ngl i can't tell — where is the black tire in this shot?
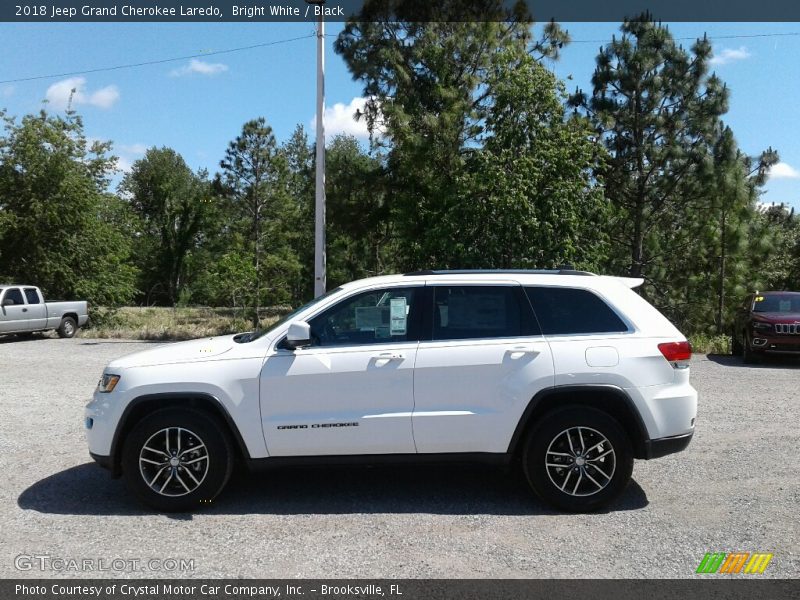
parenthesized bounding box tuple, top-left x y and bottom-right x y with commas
(57, 316, 77, 338)
(522, 406, 633, 512)
(121, 408, 234, 512)
(742, 334, 760, 364)
(731, 330, 743, 356)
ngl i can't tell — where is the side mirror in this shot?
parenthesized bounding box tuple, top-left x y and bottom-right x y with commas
(2, 298, 14, 306)
(285, 321, 312, 350)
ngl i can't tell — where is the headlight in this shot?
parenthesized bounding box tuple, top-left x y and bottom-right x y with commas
(97, 373, 121, 393)
(752, 322, 772, 331)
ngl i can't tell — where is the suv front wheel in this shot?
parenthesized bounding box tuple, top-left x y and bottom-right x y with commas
(742, 333, 764, 364)
(523, 407, 633, 512)
(121, 408, 234, 512)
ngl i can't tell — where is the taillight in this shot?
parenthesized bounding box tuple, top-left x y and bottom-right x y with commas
(658, 341, 692, 367)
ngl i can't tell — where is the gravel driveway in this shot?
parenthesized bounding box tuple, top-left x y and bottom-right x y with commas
(1, 335, 798, 578)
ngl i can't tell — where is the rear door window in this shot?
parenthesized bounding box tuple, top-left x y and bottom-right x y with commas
(24, 288, 40, 304)
(431, 285, 537, 341)
(525, 287, 628, 335)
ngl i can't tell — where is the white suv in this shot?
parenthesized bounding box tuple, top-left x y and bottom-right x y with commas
(85, 270, 697, 512)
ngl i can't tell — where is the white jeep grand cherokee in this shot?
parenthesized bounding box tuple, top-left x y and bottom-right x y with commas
(85, 270, 697, 512)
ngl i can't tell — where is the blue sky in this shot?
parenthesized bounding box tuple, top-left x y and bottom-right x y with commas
(1, 21, 798, 210)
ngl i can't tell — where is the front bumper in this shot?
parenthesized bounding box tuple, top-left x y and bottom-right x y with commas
(90, 451, 112, 470)
(85, 390, 128, 467)
(645, 431, 694, 459)
(750, 336, 800, 354)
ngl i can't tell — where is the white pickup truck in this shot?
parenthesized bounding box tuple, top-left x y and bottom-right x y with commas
(0, 285, 89, 338)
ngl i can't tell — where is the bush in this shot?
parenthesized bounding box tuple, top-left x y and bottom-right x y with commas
(80, 306, 290, 341)
(688, 334, 731, 355)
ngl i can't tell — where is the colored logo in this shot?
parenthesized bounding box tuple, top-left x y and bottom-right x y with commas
(696, 552, 773, 574)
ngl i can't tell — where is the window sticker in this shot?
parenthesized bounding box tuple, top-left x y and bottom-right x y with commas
(390, 297, 407, 335)
(755, 296, 765, 302)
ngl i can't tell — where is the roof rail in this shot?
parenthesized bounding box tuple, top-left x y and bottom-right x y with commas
(403, 269, 596, 277)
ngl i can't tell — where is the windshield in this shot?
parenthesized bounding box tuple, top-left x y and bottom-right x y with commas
(753, 293, 800, 314)
(243, 287, 344, 342)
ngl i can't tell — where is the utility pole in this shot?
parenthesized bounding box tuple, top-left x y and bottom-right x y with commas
(308, 0, 326, 297)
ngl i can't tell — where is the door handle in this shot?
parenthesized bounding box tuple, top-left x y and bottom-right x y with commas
(22, 308, 27, 312)
(374, 352, 405, 361)
(508, 345, 540, 357)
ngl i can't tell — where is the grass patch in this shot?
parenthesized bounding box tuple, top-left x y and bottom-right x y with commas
(688, 333, 732, 355)
(81, 306, 291, 341)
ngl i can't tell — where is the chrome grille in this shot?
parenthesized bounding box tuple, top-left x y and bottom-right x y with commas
(774, 323, 800, 335)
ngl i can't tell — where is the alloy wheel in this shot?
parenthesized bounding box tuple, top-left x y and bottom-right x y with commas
(545, 426, 616, 497)
(138, 427, 209, 497)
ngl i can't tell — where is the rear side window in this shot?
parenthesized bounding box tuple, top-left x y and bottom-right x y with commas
(525, 287, 628, 335)
(24, 288, 40, 304)
(432, 286, 537, 340)
(4, 288, 24, 305)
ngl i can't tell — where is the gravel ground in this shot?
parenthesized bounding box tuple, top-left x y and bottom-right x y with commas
(0, 335, 798, 579)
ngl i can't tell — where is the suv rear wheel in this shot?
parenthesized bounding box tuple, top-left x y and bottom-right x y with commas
(522, 407, 633, 512)
(121, 408, 234, 512)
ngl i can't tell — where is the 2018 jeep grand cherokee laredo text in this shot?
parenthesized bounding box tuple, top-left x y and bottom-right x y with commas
(85, 270, 697, 512)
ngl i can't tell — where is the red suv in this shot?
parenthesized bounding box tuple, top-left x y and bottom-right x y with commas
(733, 291, 800, 363)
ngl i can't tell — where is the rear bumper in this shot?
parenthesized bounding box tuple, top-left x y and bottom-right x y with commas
(644, 431, 693, 459)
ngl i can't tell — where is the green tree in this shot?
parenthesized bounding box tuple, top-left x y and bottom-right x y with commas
(569, 16, 729, 281)
(667, 125, 778, 333)
(336, 1, 571, 269)
(0, 108, 136, 305)
(281, 125, 315, 304)
(569, 15, 777, 331)
(220, 118, 300, 325)
(120, 147, 215, 306)
(326, 134, 393, 285)
(759, 203, 800, 291)
(457, 51, 608, 269)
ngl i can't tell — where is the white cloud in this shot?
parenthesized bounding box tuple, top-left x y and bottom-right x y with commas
(115, 156, 134, 173)
(757, 201, 791, 214)
(710, 46, 751, 66)
(1, 85, 14, 98)
(119, 143, 148, 156)
(769, 162, 800, 180)
(85, 138, 145, 173)
(311, 96, 377, 140)
(89, 86, 120, 109)
(170, 59, 229, 77)
(45, 77, 120, 110)
(114, 142, 149, 173)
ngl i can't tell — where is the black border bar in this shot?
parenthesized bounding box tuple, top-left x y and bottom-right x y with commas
(4, 1, 800, 23)
(4, 579, 800, 600)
